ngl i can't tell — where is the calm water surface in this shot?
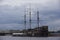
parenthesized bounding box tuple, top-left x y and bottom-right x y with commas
(0, 36, 60, 40)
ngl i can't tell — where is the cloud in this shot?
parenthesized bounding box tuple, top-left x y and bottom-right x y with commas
(0, 0, 58, 7)
(0, 0, 60, 31)
(0, 23, 24, 30)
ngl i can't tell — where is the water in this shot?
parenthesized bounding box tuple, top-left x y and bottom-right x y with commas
(0, 36, 60, 40)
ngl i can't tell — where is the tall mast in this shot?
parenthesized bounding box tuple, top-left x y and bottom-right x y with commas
(24, 13, 26, 30)
(37, 11, 39, 28)
(28, 3, 31, 30)
(29, 10, 31, 30)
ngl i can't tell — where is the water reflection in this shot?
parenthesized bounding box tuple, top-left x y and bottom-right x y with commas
(0, 36, 60, 40)
(0, 37, 2, 40)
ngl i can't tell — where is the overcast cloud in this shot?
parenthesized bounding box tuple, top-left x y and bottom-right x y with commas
(0, 0, 60, 31)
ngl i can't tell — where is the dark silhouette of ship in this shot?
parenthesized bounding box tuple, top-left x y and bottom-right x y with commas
(22, 8, 48, 37)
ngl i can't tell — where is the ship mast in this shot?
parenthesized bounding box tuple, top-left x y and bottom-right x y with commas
(29, 8, 31, 30)
(37, 11, 39, 29)
(28, 3, 32, 30)
(24, 13, 26, 30)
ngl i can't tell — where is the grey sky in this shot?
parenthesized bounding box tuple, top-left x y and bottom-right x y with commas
(0, 0, 60, 31)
